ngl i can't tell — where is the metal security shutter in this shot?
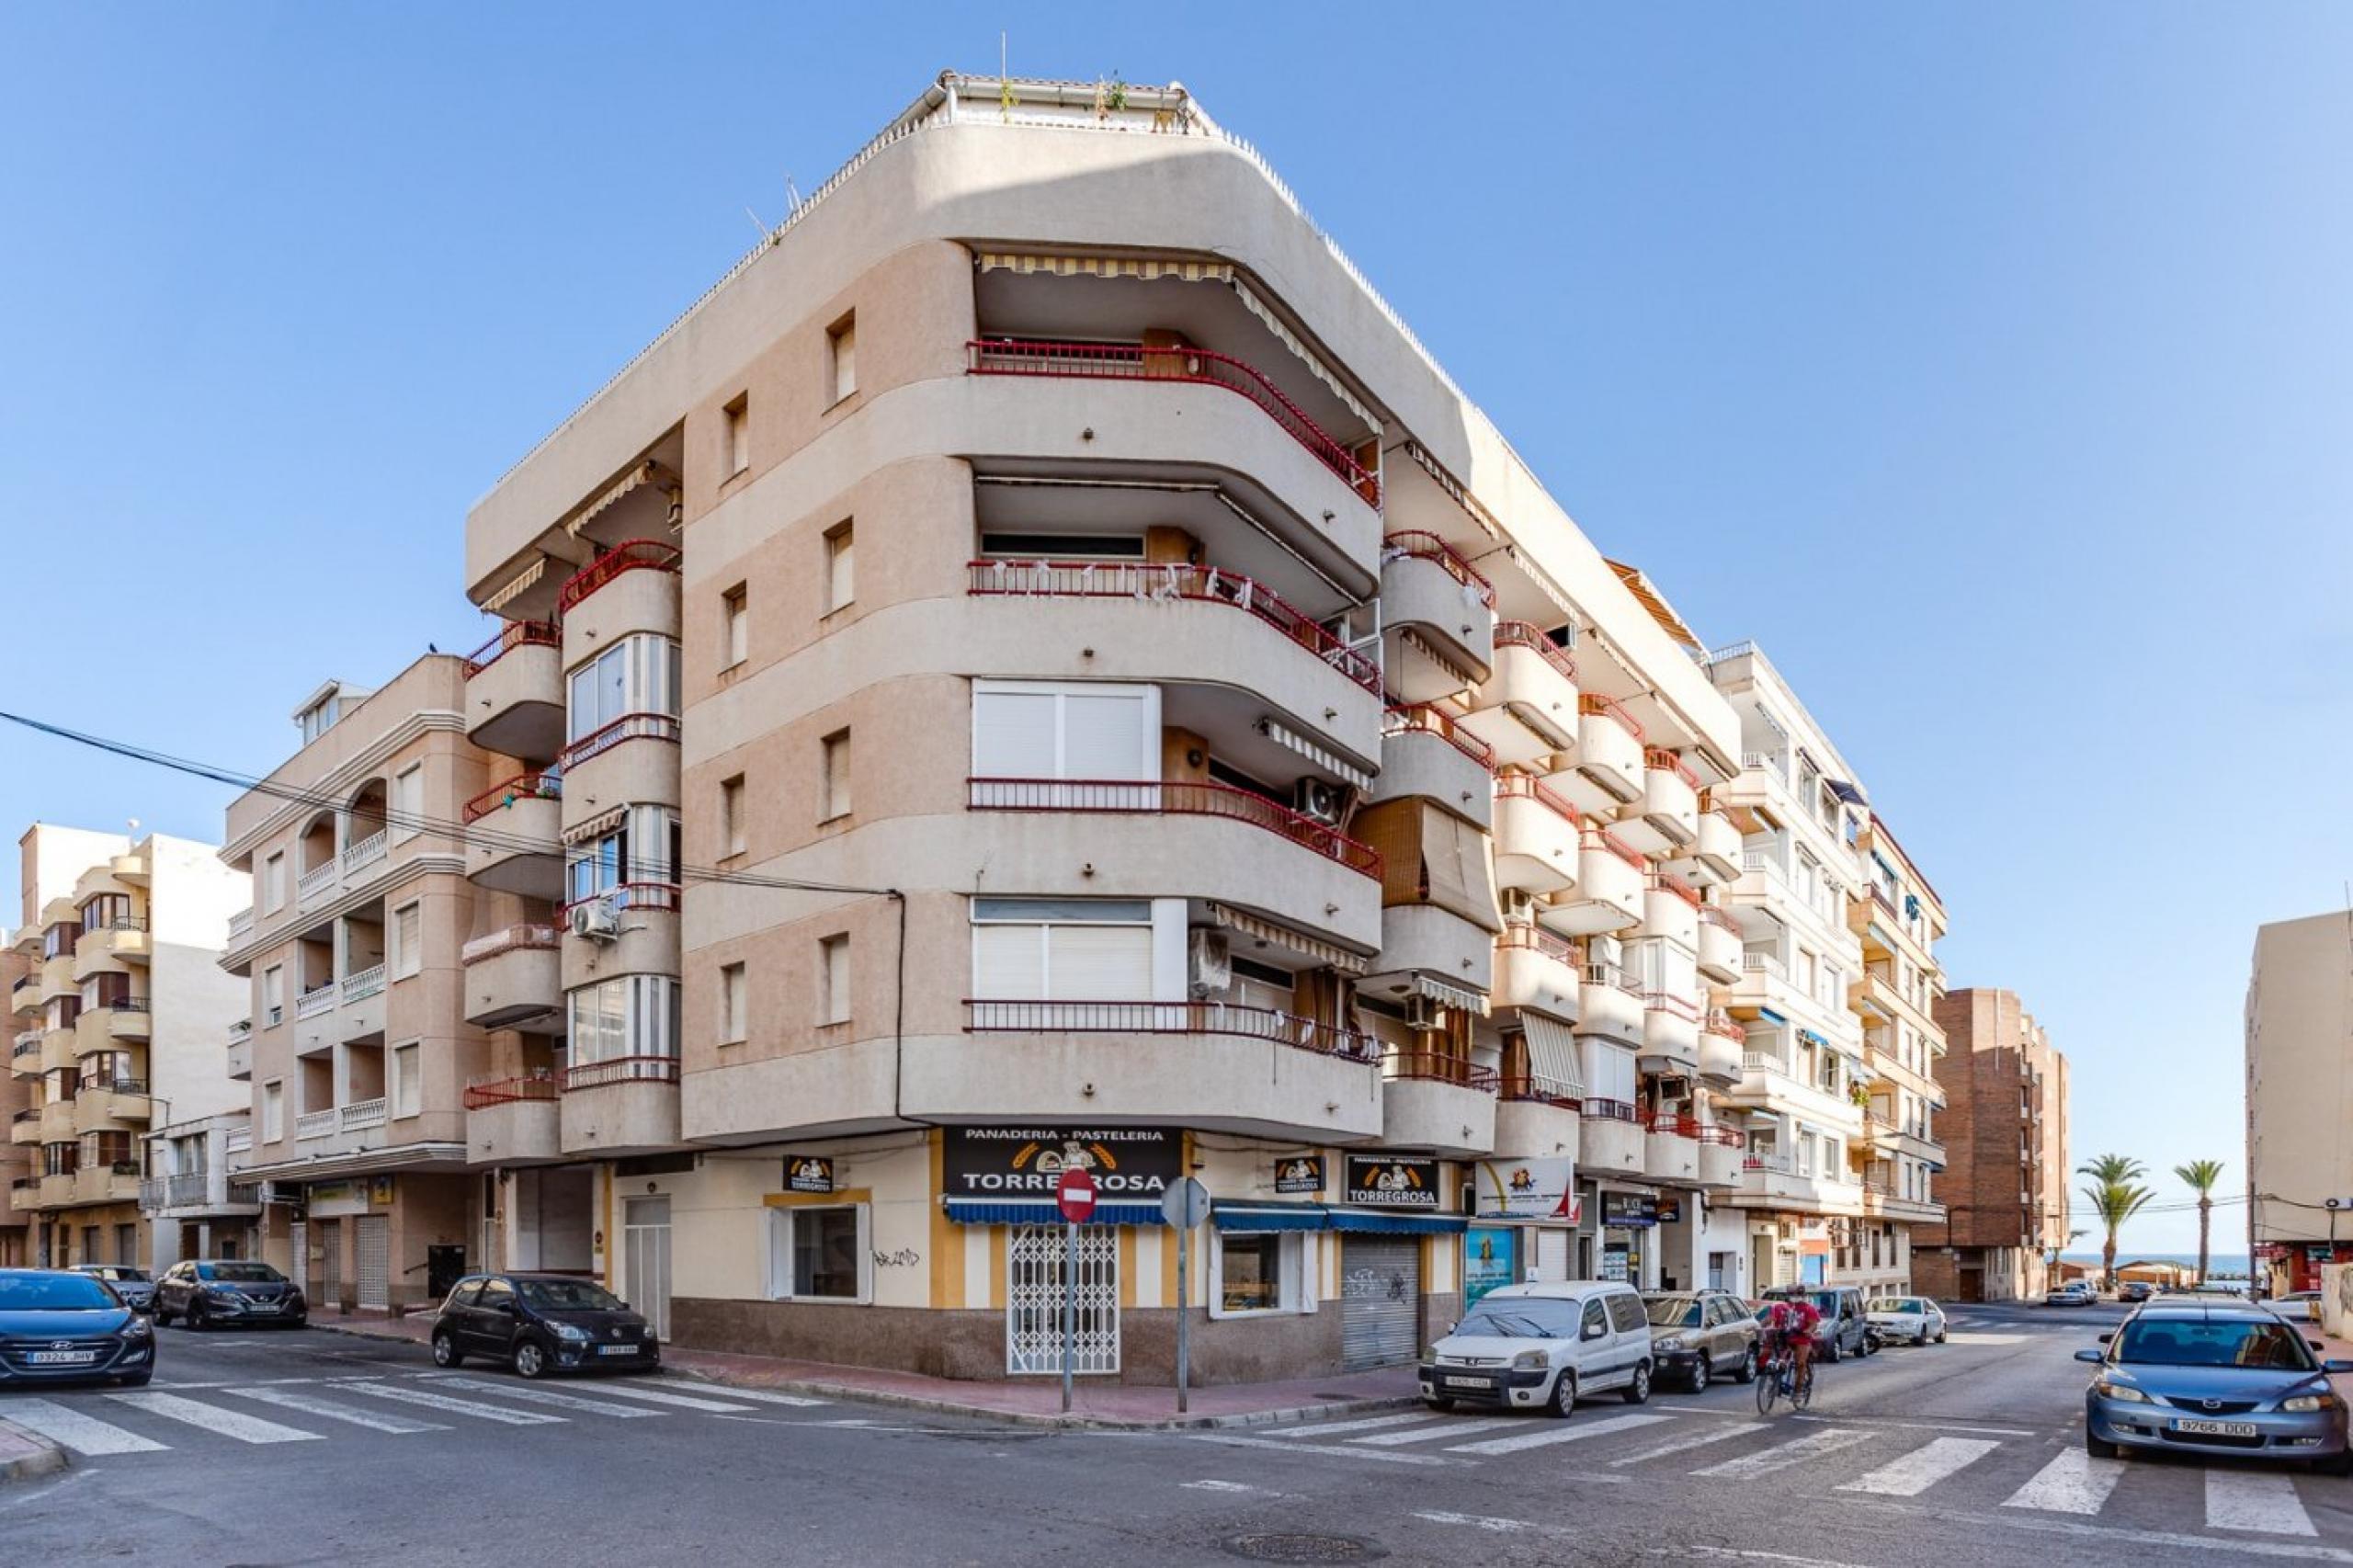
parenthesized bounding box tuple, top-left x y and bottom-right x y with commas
(1006, 1224, 1120, 1375)
(355, 1216, 391, 1310)
(319, 1220, 341, 1308)
(1536, 1229, 1571, 1282)
(289, 1221, 306, 1296)
(1341, 1236, 1422, 1369)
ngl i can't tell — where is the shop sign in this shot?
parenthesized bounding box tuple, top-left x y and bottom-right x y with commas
(1343, 1154, 1441, 1210)
(942, 1128, 1179, 1200)
(1655, 1195, 1683, 1224)
(1600, 1243, 1631, 1281)
(309, 1181, 352, 1206)
(368, 1175, 394, 1207)
(1601, 1193, 1658, 1229)
(1273, 1154, 1324, 1195)
(784, 1155, 835, 1194)
(1472, 1157, 1579, 1221)
(1465, 1227, 1518, 1306)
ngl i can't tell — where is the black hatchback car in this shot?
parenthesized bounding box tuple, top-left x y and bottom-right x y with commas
(71, 1264, 157, 1313)
(153, 1259, 307, 1329)
(0, 1268, 155, 1385)
(432, 1273, 659, 1379)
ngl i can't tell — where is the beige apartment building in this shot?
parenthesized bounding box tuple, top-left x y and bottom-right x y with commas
(8, 824, 247, 1270)
(2245, 911, 2353, 1294)
(1915, 987, 2070, 1301)
(1, 937, 33, 1265)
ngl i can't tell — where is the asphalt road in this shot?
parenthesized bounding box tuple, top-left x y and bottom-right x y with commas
(1, 1302, 2347, 1566)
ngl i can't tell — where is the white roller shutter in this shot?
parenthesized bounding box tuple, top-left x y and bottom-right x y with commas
(1341, 1236, 1422, 1369)
(356, 1216, 391, 1310)
(1062, 692, 1149, 778)
(972, 925, 1046, 999)
(972, 689, 1058, 778)
(1048, 926, 1152, 999)
(1537, 1228, 1571, 1282)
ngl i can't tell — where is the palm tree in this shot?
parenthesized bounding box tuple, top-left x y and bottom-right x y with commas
(2174, 1160, 2226, 1284)
(2078, 1154, 2154, 1290)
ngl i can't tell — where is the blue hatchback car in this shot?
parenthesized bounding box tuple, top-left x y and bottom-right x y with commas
(2077, 1301, 2353, 1473)
(0, 1268, 156, 1386)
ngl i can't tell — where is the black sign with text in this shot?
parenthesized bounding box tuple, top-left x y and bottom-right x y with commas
(1343, 1154, 1442, 1210)
(784, 1155, 835, 1194)
(1602, 1193, 1659, 1228)
(1274, 1154, 1325, 1195)
(942, 1128, 1180, 1200)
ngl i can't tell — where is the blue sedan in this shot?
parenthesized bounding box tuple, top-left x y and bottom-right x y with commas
(0, 1268, 156, 1386)
(2077, 1301, 2352, 1473)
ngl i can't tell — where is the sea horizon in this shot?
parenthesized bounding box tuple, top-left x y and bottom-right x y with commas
(2060, 1250, 2251, 1276)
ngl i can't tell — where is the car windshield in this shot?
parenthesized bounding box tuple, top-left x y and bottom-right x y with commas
(99, 1267, 149, 1282)
(517, 1278, 627, 1312)
(2113, 1317, 2314, 1370)
(1644, 1296, 1703, 1328)
(0, 1273, 119, 1310)
(205, 1263, 285, 1284)
(1455, 1299, 1583, 1339)
(1867, 1299, 1909, 1312)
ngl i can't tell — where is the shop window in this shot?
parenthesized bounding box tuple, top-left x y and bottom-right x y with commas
(767, 1203, 870, 1302)
(1211, 1230, 1310, 1318)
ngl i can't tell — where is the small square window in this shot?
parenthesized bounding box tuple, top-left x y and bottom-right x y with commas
(723, 395, 749, 476)
(721, 774, 747, 858)
(823, 520, 854, 613)
(720, 961, 746, 1045)
(819, 934, 850, 1026)
(722, 584, 748, 669)
(821, 731, 851, 822)
(826, 314, 856, 403)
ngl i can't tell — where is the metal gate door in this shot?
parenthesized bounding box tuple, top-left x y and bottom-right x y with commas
(622, 1197, 672, 1340)
(1341, 1236, 1421, 1369)
(289, 1221, 305, 1296)
(318, 1220, 341, 1308)
(1006, 1224, 1120, 1375)
(1536, 1229, 1570, 1282)
(355, 1216, 391, 1310)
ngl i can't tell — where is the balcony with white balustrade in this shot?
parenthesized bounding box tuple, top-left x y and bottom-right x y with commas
(1640, 989, 1701, 1074)
(1696, 905, 1743, 983)
(1614, 748, 1699, 856)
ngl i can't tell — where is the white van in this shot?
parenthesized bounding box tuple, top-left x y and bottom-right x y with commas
(1418, 1281, 1655, 1416)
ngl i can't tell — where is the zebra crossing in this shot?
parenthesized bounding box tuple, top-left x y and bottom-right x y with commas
(0, 1372, 832, 1460)
(1222, 1408, 2342, 1542)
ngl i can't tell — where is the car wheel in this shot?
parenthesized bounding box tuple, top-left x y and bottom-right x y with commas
(1621, 1361, 1652, 1405)
(115, 1369, 153, 1387)
(1937, 1330, 1948, 1344)
(187, 1302, 209, 1332)
(1422, 1395, 1455, 1413)
(2086, 1431, 2119, 1460)
(1824, 1337, 1841, 1364)
(1733, 1346, 1758, 1384)
(1688, 1354, 1711, 1393)
(431, 1331, 464, 1369)
(1916, 1329, 1930, 1346)
(152, 1308, 172, 1328)
(1546, 1369, 1577, 1418)
(512, 1338, 550, 1380)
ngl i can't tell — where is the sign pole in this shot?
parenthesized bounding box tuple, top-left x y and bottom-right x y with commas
(1176, 1216, 1189, 1415)
(1061, 1219, 1076, 1414)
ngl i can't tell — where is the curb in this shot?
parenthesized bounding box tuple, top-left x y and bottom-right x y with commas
(0, 1418, 67, 1484)
(302, 1318, 1420, 1432)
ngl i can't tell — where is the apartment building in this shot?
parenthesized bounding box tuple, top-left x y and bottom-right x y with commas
(447, 74, 1773, 1381)
(219, 660, 514, 1312)
(0, 935, 34, 1265)
(8, 824, 246, 1270)
(2245, 911, 2353, 1294)
(1915, 987, 2070, 1301)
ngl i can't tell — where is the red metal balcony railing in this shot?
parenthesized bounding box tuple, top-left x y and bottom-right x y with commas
(1646, 870, 1701, 908)
(1495, 922, 1579, 967)
(463, 1074, 559, 1109)
(556, 540, 682, 614)
(463, 771, 563, 824)
(462, 619, 561, 677)
(561, 1055, 681, 1091)
(966, 560, 1381, 697)
(1493, 620, 1577, 684)
(1693, 1124, 1747, 1150)
(1382, 704, 1495, 770)
(1642, 991, 1703, 1022)
(1384, 1051, 1500, 1093)
(1381, 532, 1495, 607)
(963, 999, 1380, 1064)
(1499, 1074, 1582, 1109)
(1582, 1096, 1640, 1123)
(1495, 770, 1581, 827)
(1580, 693, 1644, 742)
(1702, 1010, 1745, 1041)
(557, 711, 681, 771)
(1583, 827, 1648, 872)
(1643, 747, 1699, 789)
(964, 337, 1380, 505)
(966, 778, 1381, 881)
(1697, 904, 1741, 933)
(1643, 1111, 1700, 1138)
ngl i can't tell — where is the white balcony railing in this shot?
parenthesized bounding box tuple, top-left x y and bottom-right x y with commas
(227, 1019, 252, 1048)
(341, 964, 387, 1004)
(294, 1108, 336, 1141)
(227, 907, 254, 941)
(1741, 951, 1788, 981)
(224, 1127, 253, 1154)
(297, 862, 338, 906)
(339, 1097, 387, 1132)
(295, 985, 337, 1021)
(342, 831, 389, 876)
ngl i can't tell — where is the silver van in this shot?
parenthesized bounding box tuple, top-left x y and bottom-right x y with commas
(1418, 1281, 1655, 1416)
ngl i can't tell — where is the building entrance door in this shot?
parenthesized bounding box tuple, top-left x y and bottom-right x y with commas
(622, 1197, 672, 1340)
(355, 1215, 391, 1310)
(1340, 1236, 1421, 1369)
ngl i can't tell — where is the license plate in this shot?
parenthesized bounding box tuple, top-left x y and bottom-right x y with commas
(2172, 1419, 2258, 1437)
(1442, 1375, 1487, 1389)
(25, 1350, 98, 1366)
(597, 1344, 640, 1357)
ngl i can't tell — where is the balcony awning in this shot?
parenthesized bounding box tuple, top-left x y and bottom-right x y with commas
(1211, 1199, 1328, 1233)
(1404, 971, 1488, 1014)
(1520, 1016, 1584, 1094)
(1402, 442, 1502, 542)
(1253, 717, 1372, 791)
(1230, 278, 1380, 437)
(1828, 779, 1868, 806)
(944, 1199, 1165, 1227)
(1209, 903, 1368, 975)
(565, 460, 677, 538)
(562, 807, 627, 847)
(481, 558, 545, 615)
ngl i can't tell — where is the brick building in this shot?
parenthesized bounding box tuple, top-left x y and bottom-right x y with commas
(1911, 987, 2070, 1301)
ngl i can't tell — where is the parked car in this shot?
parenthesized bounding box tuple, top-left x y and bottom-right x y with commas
(432, 1273, 660, 1379)
(2046, 1281, 2097, 1307)
(2077, 1301, 2353, 1473)
(2267, 1290, 2323, 1324)
(1760, 1284, 1874, 1361)
(2117, 1281, 2154, 1303)
(1866, 1295, 1949, 1346)
(0, 1267, 154, 1385)
(1419, 1281, 1654, 1416)
(1642, 1289, 1761, 1390)
(153, 1259, 307, 1329)
(70, 1264, 156, 1313)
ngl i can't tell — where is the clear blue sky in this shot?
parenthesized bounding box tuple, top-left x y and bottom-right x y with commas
(6, 5, 2347, 1254)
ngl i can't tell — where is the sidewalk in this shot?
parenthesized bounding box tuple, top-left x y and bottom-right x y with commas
(0, 1417, 67, 1483)
(304, 1307, 1421, 1429)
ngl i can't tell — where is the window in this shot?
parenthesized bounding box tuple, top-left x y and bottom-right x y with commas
(566, 634, 681, 742)
(723, 395, 749, 476)
(722, 585, 748, 669)
(720, 962, 747, 1045)
(262, 966, 285, 1028)
(970, 681, 1159, 783)
(564, 805, 682, 905)
(565, 974, 683, 1072)
(391, 902, 422, 980)
(979, 532, 1145, 561)
(1606, 1291, 1648, 1335)
(263, 853, 286, 913)
(1581, 1300, 1608, 1338)
(476, 1277, 516, 1314)
(823, 520, 854, 613)
(826, 314, 856, 403)
(262, 1082, 285, 1143)
(392, 764, 423, 844)
(392, 1042, 421, 1119)
(971, 899, 1153, 1001)
(821, 731, 851, 821)
(299, 696, 340, 744)
(819, 935, 851, 1026)
(1212, 1231, 1309, 1317)
(767, 1204, 870, 1302)
(721, 776, 747, 858)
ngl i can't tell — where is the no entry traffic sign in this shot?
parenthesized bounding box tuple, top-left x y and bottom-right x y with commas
(1056, 1166, 1098, 1224)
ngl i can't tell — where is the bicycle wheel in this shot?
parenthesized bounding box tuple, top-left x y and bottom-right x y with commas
(1755, 1357, 1781, 1415)
(1791, 1361, 1814, 1411)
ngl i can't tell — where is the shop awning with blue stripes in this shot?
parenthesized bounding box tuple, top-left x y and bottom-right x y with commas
(1211, 1201, 1468, 1236)
(944, 1199, 1165, 1226)
(1326, 1210, 1467, 1236)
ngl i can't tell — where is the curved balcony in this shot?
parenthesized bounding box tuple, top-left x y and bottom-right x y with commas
(40, 1098, 77, 1142)
(1492, 924, 1581, 1024)
(1640, 873, 1699, 949)
(560, 1057, 682, 1158)
(1370, 903, 1494, 998)
(74, 1082, 150, 1135)
(73, 919, 146, 982)
(1458, 621, 1578, 766)
(968, 778, 1380, 881)
(1696, 906, 1743, 984)
(107, 999, 151, 1043)
(1699, 1012, 1745, 1085)
(9, 971, 40, 1018)
(466, 1074, 563, 1165)
(1580, 1098, 1643, 1174)
(464, 772, 564, 900)
(227, 1019, 251, 1083)
(558, 714, 682, 816)
(1575, 964, 1644, 1047)
(1689, 806, 1742, 886)
(1541, 829, 1645, 937)
(1614, 748, 1699, 856)
(1381, 1051, 1498, 1158)
(1493, 773, 1581, 896)
(1641, 992, 1701, 1073)
(12, 1028, 43, 1078)
(465, 619, 565, 762)
(75, 1164, 142, 1206)
(1549, 695, 1643, 816)
(1697, 1124, 1746, 1188)
(40, 952, 78, 1004)
(1379, 532, 1496, 699)
(108, 851, 151, 888)
(8, 1109, 37, 1146)
(558, 885, 683, 992)
(38, 1172, 76, 1208)
(1495, 1075, 1583, 1163)
(41, 1023, 79, 1075)
(461, 926, 563, 1029)
(965, 337, 1381, 508)
(1643, 1113, 1699, 1185)
(1377, 706, 1494, 830)
(558, 540, 681, 668)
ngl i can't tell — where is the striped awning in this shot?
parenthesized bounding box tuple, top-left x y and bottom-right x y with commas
(1208, 903, 1369, 975)
(561, 806, 627, 847)
(1402, 442, 1501, 541)
(482, 557, 546, 614)
(1230, 278, 1380, 436)
(1253, 717, 1373, 791)
(1404, 971, 1488, 1014)
(566, 460, 675, 538)
(944, 1199, 1164, 1227)
(1521, 1016, 1583, 1093)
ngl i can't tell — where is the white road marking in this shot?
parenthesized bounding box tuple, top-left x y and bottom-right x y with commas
(1414, 1510, 1530, 1532)
(220, 1385, 447, 1433)
(1611, 1421, 1770, 1465)
(0, 1398, 167, 1455)
(640, 1377, 827, 1407)
(2206, 1470, 2317, 1538)
(1349, 1416, 1520, 1447)
(1961, 1508, 2353, 1562)
(1267, 1412, 1433, 1438)
(1691, 1426, 1876, 1478)
(412, 1375, 666, 1418)
(1836, 1436, 2001, 1496)
(342, 1381, 565, 1425)
(1446, 1412, 1673, 1456)
(106, 1391, 323, 1445)
(1183, 1480, 1264, 1494)
(2001, 1449, 2127, 1516)
(494, 1377, 755, 1414)
(1794, 1415, 2036, 1437)
(1183, 1433, 1458, 1467)
(1943, 1333, 2029, 1346)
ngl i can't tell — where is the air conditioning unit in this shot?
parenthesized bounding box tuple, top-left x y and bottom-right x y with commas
(1293, 777, 1347, 827)
(1404, 994, 1445, 1032)
(1187, 930, 1233, 999)
(1499, 887, 1537, 924)
(568, 899, 623, 942)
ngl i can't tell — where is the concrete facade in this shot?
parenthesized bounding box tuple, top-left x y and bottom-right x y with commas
(2245, 910, 2353, 1293)
(1914, 988, 2070, 1301)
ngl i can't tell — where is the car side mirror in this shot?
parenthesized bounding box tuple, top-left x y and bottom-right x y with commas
(1446, 1321, 1458, 1335)
(2097, 1333, 2113, 1343)
(2323, 1359, 2353, 1375)
(1583, 1322, 1608, 1341)
(2073, 1349, 2104, 1363)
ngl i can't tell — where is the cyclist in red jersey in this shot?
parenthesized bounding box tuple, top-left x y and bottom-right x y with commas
(1763, 1296, 1824, 1390)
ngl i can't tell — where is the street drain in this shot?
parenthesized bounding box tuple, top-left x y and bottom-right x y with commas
(1222, 1533, 1385, 1563)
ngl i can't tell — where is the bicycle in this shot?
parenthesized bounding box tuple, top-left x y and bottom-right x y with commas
(1754, 1341, 1814, 1415)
